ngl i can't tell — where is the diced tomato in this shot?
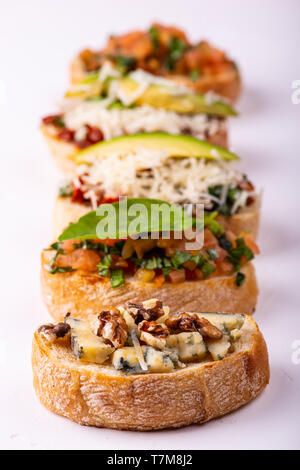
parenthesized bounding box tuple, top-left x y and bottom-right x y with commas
(239, 232, 260, 255)
(57, 128, 75, 142)
(213, 246, 227, 265)
(203, 228, 218, 249)
(60, 239, 80, 253)
(56, 249, 100, 272)
(92, 238, 126, 246)
(168, 269, 186, 284)
(153, 273, 165, 287)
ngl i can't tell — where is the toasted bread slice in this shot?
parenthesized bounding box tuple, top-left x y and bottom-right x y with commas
(53, 195, 260, 240)
(32, 314, 268, 430)
(41, 248, 258, 321)
(41, 124, 228, 175)
(70, 56, 241, 103)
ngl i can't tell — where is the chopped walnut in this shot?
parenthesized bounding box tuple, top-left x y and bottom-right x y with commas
(127, 298, 165, 324)
(138, 321, 169, 338)
(96, 310, 128, 348)
(166, 313, 222, 340)
(138, 320, 169, 350)
(38, 322, 71, 342)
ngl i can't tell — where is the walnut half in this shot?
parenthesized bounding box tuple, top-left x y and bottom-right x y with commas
(96, 310, 128, 348)
(166, 313, 222, 340)
(38, 322, 71, 342)
(138, 320, 169, 350)
(127, 298, 165, 324)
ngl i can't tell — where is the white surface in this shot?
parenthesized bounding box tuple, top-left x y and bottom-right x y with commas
(0, 0, 300, 450)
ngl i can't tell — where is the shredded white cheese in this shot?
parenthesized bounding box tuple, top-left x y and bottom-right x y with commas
(78, 148, 248, 207)
(60, 101, 225, 141)
(131, 330, 148, 372)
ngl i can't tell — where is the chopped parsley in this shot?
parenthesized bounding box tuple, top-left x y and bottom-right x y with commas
(97, 254, 112, 277)
(227, 238, 254, 271)
(59, 183, 73, 197)
(189, 69, 200, 81)
(110, 269, 124, 288)
(206, 248, 219, 260)
(114, 55, 136, 73)
(236, 271, 246, 286)
(149, 26, 159, 50)
(165, 37, 188, 70)
(46, 242, 75, 274)
(208, 184, 244, 216)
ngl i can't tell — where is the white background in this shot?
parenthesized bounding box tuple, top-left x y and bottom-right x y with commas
(0, 0, 299, 450)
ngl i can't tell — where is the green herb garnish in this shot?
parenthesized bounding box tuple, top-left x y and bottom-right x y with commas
(200, 261, 216, 279)
(189, 69, 200, 81)
(206, 248, 219, 260)
(172, 251, 192, 269)
(165, 37, 188, 70)
(59, 183, 73, 197)
(114, 55, 136, 73)
(227, 238, 254, 271)
(236, 271, 246, 286)
(110, 269, 124, 288)
(58, 198, 194, 242)
(149, 26, 159, 50)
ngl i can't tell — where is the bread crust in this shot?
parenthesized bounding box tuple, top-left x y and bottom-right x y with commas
(53, 195, 260, 240)
(41, 249, 258, 321)
(32, 315, 269, 430)
(70, 56, 241, 103)
(41, 124, 228, 175)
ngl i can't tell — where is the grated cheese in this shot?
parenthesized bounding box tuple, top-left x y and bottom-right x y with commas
(131, 330, 148, 372)
(78, 148, 251, 208)
(61, 101, 225, 141)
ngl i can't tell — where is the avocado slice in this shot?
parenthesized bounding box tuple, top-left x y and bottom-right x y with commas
(65, 74, 237, 117)
(75, 132, 239, 164)
(119, 77, 237, 117)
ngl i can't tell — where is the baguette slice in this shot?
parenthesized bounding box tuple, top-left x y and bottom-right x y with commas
(41, 249, 258, 322)
(41, 124, 228, 175)
(32, 314, 269, 430)
(53, 195, 260, 240)
(70, 56, 241, 103)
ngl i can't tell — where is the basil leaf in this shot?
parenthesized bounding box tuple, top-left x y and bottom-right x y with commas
(162, 266, 172, 278)
(236, 271, 246, 286)
(149, 26, 159, 50)
(46, 264, 75, 275)
(114, 55, 136, 73)
(227, 238, 254, 270)
(201, 262, 216, 279)
(58, 198, 194, 241)
(189, 69, 200, 81)
(206, 248, 219, 260)
(98, 267, 110, 278)
(172, 251, 192, 269)
(191, 254, 205, 267)
(110, 269, 124, 288)
(59, 184, 73, 197)
(166, 37, 188, 70)
(204, 211, 224, 236)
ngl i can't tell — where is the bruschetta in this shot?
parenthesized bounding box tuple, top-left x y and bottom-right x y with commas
(41, 199, 259, 321)
(32, 302, 269, 430)
(51, 133, 260, 239)
(41, 69, 237, 174)
(70, 23, 241, 102)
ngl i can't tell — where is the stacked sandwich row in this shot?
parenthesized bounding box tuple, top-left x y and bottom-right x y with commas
(33, 24, 269, 431)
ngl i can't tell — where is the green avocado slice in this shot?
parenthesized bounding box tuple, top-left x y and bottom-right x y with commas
(75, 132, 239, 164)
(66, 75, 237, 117)
(134, 83, 237, 116)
